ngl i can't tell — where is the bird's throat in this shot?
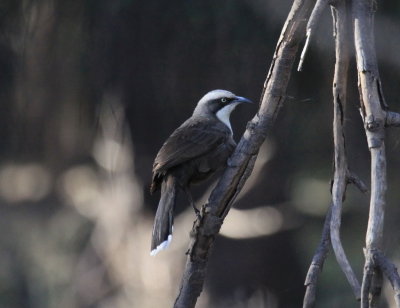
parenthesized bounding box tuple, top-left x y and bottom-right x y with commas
(215, 103, 239, 133)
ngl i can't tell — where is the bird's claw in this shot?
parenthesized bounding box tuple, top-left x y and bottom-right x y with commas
(193, 207, 201, 220)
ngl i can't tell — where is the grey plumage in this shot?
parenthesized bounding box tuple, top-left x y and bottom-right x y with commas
(150, 89, 252, 255)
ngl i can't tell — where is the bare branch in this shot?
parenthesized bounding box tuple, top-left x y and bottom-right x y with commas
(347, 170, 369, 194)
(361, 251, 374, 308)
(370, 267, 383, 308)
(298, 28, 312, 72)
(361, 249, 384, 308)
(330, 1, 361, 299)
(298, 0, 330, 71)
(373, 250, 400, 307)
(303, 2, 364, 305)
(353, 0, 388, 305)
(174, 1, 317, 307)
(353, 0, 386, 244)
(303, 205, 332, 308)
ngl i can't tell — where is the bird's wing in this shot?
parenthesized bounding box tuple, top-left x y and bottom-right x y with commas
(152, 118, 228, 175)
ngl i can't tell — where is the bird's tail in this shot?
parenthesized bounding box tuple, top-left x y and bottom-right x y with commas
(150, 175, 176, 256)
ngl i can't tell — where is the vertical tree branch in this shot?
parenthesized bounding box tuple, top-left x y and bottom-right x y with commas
(330, 1, 361, 299)
(173, 0, 317, 307)
(303, 205, 332, 308)
(352, 0, 387, 306)
(303, 3, 362, 306)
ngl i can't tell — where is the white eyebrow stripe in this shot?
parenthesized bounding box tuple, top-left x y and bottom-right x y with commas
(197, 90, 235, 106)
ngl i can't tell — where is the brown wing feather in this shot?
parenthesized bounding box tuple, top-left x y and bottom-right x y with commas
(150, 117, 229, 193)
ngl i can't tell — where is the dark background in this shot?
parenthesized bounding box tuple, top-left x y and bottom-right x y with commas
(0, 0, 400, 307)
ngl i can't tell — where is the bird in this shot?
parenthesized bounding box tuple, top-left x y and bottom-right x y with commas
(150, 89, 252, 256)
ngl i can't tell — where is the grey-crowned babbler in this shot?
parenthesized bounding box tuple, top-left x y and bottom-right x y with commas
(150, 89, 252, 255)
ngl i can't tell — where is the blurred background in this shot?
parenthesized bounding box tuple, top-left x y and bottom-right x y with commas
(0, 0, 400, 307)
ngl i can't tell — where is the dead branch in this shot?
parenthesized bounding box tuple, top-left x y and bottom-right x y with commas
(352, 0, 400, 306)
(303, 205, 332, 308)
(298, 0, 330, 71)
(173, 0, 317, 307)
(347, 170, 369, 194)
(303, 2, 362, 305)
(353, 0, 386, 304)
(361, 250, 375, 308)
(329, 1, 361, 299)
(282, 0, 400, 306)
(373, 250, 400, 306)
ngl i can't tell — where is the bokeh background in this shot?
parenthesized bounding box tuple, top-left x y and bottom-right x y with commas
(0, 0, 400, 307)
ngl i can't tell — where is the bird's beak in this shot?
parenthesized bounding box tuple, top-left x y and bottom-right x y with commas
(233, 96, 253, 104)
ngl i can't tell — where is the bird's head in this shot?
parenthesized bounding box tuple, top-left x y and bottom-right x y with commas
(193, 89, 253, 131)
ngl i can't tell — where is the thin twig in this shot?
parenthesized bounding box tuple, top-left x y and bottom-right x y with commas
(347, 170, 369, 194)
(373, 250, 400, 307)
(298, 28, 312, 72)
(329, 1, 361, 299)
(298, 0, 330, 71)
(303, 205, 332, 308)
(173, 1, 317, 307)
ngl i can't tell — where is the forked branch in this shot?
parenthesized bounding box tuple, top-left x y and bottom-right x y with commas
(304, 0, 400, 307)
(303, 2, 362, 306)
(353, 0, 400, 306)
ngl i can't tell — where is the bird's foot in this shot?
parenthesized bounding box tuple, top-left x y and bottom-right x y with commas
(193, 206, 201, 220)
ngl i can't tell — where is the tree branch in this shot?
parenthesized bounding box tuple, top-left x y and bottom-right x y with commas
(347, 170, 369, 194)
(173, 0, 317, 307)
(304, 0, 400, 306)
(303, 205, 332, 308)
(373, 250, 400, 307)
(330, 1, 361, 299)
(352, 0, 389, 306)
(361, 251, 374, 308)
(298, 0, 330, 71)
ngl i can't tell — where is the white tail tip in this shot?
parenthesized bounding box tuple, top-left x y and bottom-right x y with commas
(150, 234, 172, 256)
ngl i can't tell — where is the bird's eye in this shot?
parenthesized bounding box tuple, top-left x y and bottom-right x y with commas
(221, 97, 227, 103)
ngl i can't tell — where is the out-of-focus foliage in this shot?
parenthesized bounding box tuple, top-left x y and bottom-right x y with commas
(0, 0, 400, 307)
